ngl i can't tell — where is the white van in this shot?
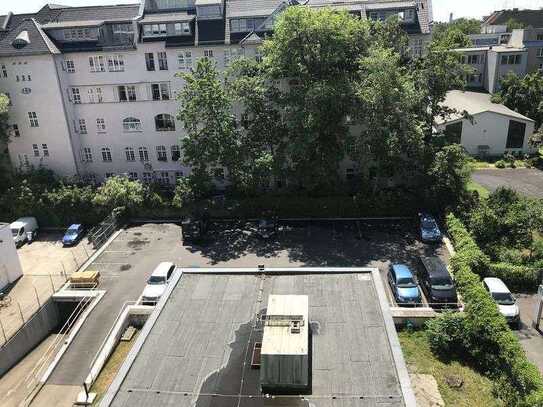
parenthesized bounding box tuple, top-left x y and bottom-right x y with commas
(10, 217, 39, 247)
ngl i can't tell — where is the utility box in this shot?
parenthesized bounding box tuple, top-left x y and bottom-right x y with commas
(0, 223, 23, 290)
(260, 295, 309, 394)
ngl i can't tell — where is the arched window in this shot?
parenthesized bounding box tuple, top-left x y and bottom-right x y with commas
(125, 147, 135, 161)
(123, 117, 142, 132)
(155, 114, 175, 131)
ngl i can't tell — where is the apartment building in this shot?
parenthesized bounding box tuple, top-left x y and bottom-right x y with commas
(0, 0, 432, 184)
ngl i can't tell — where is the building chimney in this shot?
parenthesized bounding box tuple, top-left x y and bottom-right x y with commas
(449, 12, 453, 23)
(1, 12, 13, 31)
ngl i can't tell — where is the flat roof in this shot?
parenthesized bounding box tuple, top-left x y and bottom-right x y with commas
(437, 90, 535, 124)
(101, 268, 415, 407)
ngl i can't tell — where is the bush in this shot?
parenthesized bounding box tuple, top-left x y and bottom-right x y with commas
(444, 214, 543, 405)
(495, 160, 507, 168)
(426, 312, 467, 357)
(488, 263, 540, 292)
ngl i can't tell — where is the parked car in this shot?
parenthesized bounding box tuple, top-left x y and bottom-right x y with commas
(256, 219, 278, 240)
(418, 257, 458, 308)
(419, 213, 442, 243)
(62, 224, 85, 246)
(141, 262, 177, 305)
(10, 217, 39, 248)
(388, 264, 422, 306)
(483, 277, 520, 327)
(181, 214, 210, 244)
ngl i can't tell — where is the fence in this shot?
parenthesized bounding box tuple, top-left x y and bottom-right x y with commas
(87, 209, 123, 249)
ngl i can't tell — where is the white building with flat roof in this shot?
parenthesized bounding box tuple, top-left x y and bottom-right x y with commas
(0, 223, 23, 290)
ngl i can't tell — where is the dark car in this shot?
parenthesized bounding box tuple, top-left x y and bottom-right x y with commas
(62, 224, 84, 246)
(419, 213, 442, 243)
(387, 264, 422, 306)
(418, 257, 458, 309)
(181, 216, 210, 244)
(256, 219, 278, 240)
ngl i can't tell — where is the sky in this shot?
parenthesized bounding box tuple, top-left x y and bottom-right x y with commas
(0, 0, 542, 21)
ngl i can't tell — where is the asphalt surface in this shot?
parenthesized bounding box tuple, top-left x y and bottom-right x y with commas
(472, 168, 543, 199)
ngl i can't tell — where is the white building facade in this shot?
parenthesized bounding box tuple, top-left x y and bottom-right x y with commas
(0, 0, 432, 184)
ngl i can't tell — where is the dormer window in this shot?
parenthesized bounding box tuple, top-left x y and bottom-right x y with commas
(12, 31, 30, 49)
(64, 28, 94, 41)
(174, 22, 191, 35)
(230, 17, 266, 33)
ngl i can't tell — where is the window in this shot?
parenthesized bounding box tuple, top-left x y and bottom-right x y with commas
(445, 122, 463, 144)
(229, 17, 266, 33)
(101, 147, 112, 162)
(146, 24, 167, 35)
(156, 145, 167, 161)
(32, 144, 40, 157)
(177, 51, 192, 70)
(11, 124, 20, 137)
(89, 55, 106, 72)
(96, 118, 106, 132)
(5, 92, 11, 105)
(506, 120, 526, 149)
(28, 112, 39, 127)
(142, 172, 152, 183)
(1, 64, 7, 78)
(158, 52, 168, 70)
(113, 24, 133, 35)
(42, 144, 49, 157)
(125, 147, 136, 161)
(402, 9, 415, 22)
(27, 74, 31, 82)
(118, 85, 137, 102)
(467, 55, 480, 64)
(71, 88, 81, 104)
(224, 48, 244, 67)
(175, 171, 183, 180)
(203, 49, 214, 59)
(171, 145, 180, 161)
(78, 119, 87, 134)
(501, 54, 522, 65)
(82, 147, 93, 162)
(128, 172, 138, 180)
(145, 53, 155, 71)
(538, 34, 543, 41)
(16, 75, 19, 82)
(64, 28, 93, 41)
(255, 49, 263, 63)
(105, 172, 115, 179)
(108, 55, 125, 72)
(159, 171, 170, 185)
(123, 117, 142, 132)
(88, 87, 103, 103)
(537, 48, 543, 58)
(138, 146, 149, 162)
(151, 83, 170, 100)
(155, 114, 175, 131)
(21, 87, 31, 94)
(174, 22, 190, 35)
(64, 60, 75, 73)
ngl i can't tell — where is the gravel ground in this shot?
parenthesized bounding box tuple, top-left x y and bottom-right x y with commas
(472, 169, 543, 199)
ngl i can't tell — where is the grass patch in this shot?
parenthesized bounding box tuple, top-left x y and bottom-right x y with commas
(91, 329, 139, 405)
(467, 179, 489, 198)
(399, 330, 502, 407)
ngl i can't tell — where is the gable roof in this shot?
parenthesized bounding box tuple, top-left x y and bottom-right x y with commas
(483, 9, 543, 29)
(437, 90, 534, 124)
(0, 18, 59, 56)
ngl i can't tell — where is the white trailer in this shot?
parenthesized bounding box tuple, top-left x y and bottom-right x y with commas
(0, 223, 23, 290)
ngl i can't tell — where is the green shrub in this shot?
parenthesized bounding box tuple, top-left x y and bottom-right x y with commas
(426, 312, 467, 357)
(444, 214, 543, 404)
(495, 160, 507, 168)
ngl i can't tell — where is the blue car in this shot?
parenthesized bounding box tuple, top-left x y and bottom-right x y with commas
(419, 213, 442, 243)
(388, 264, 422, 306)
(62, 224, 84, 246)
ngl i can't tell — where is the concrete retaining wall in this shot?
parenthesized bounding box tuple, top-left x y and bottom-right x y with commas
(0, 298, 59, 378)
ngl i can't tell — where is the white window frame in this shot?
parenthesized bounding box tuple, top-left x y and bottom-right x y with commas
(138, 146, 149, 162)
(123, 117, 142, 132)
(158, 52, 168, 70)
(78, 119, 87, 134)
(42, 143, 49, 157)
(177, 50, 193, 70)
(82, 147, 93, 162)
(204, 49, 214, 59)
(32, 143, 40, 157)
(156, 145, 167, 161)
(125, 147, 136, 162)
(28, 111, 39, 127)
(108, 55, 125, 72)
(96, 118, 106, 132)
(71, 88, 81, 104)
(89, 55, 106, 72)
(101, 147, 112, 162)
(64, 60, 76, 73)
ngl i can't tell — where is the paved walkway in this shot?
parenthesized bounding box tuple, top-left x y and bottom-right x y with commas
(472, 168, 543, 199)
(516, 293, 543, 374)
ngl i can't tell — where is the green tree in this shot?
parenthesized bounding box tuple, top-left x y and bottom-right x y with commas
(492, 72, 543, 128)
(45, 183, 102, 224)
(177, 57, 239, 190)
(506, 18, 526, 32)
(432, 18, 481, 39)
(92, 176, 145, 212)
(0, 93, 11, 186)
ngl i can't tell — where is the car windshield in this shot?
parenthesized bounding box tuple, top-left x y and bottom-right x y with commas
(148, 276, 166, 285)
(67, 228, 79, 235)
(397, 277, 416, 287)
(421, 219, 436, 229)
(431, 276, 453, 290)
(492, 292, 515, 305)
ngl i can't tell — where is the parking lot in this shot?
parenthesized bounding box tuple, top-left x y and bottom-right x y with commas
(472, 168, 543, 198)
(0, 231, 94, 345)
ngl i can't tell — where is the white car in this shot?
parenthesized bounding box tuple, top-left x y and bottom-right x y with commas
(483, 277, 520, 327)
(141, 262, 176, 305)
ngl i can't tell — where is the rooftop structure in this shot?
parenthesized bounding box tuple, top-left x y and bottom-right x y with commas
(100, 267, 415, 407)
(483, 9, 543, 29)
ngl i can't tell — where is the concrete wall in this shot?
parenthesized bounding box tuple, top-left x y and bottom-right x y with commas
(0, 223, 23, 290)
(0, 298, 59, 378)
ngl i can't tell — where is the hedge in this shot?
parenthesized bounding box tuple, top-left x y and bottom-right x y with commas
(488, 263, 541, 293)
(437, 214, 543, 406)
